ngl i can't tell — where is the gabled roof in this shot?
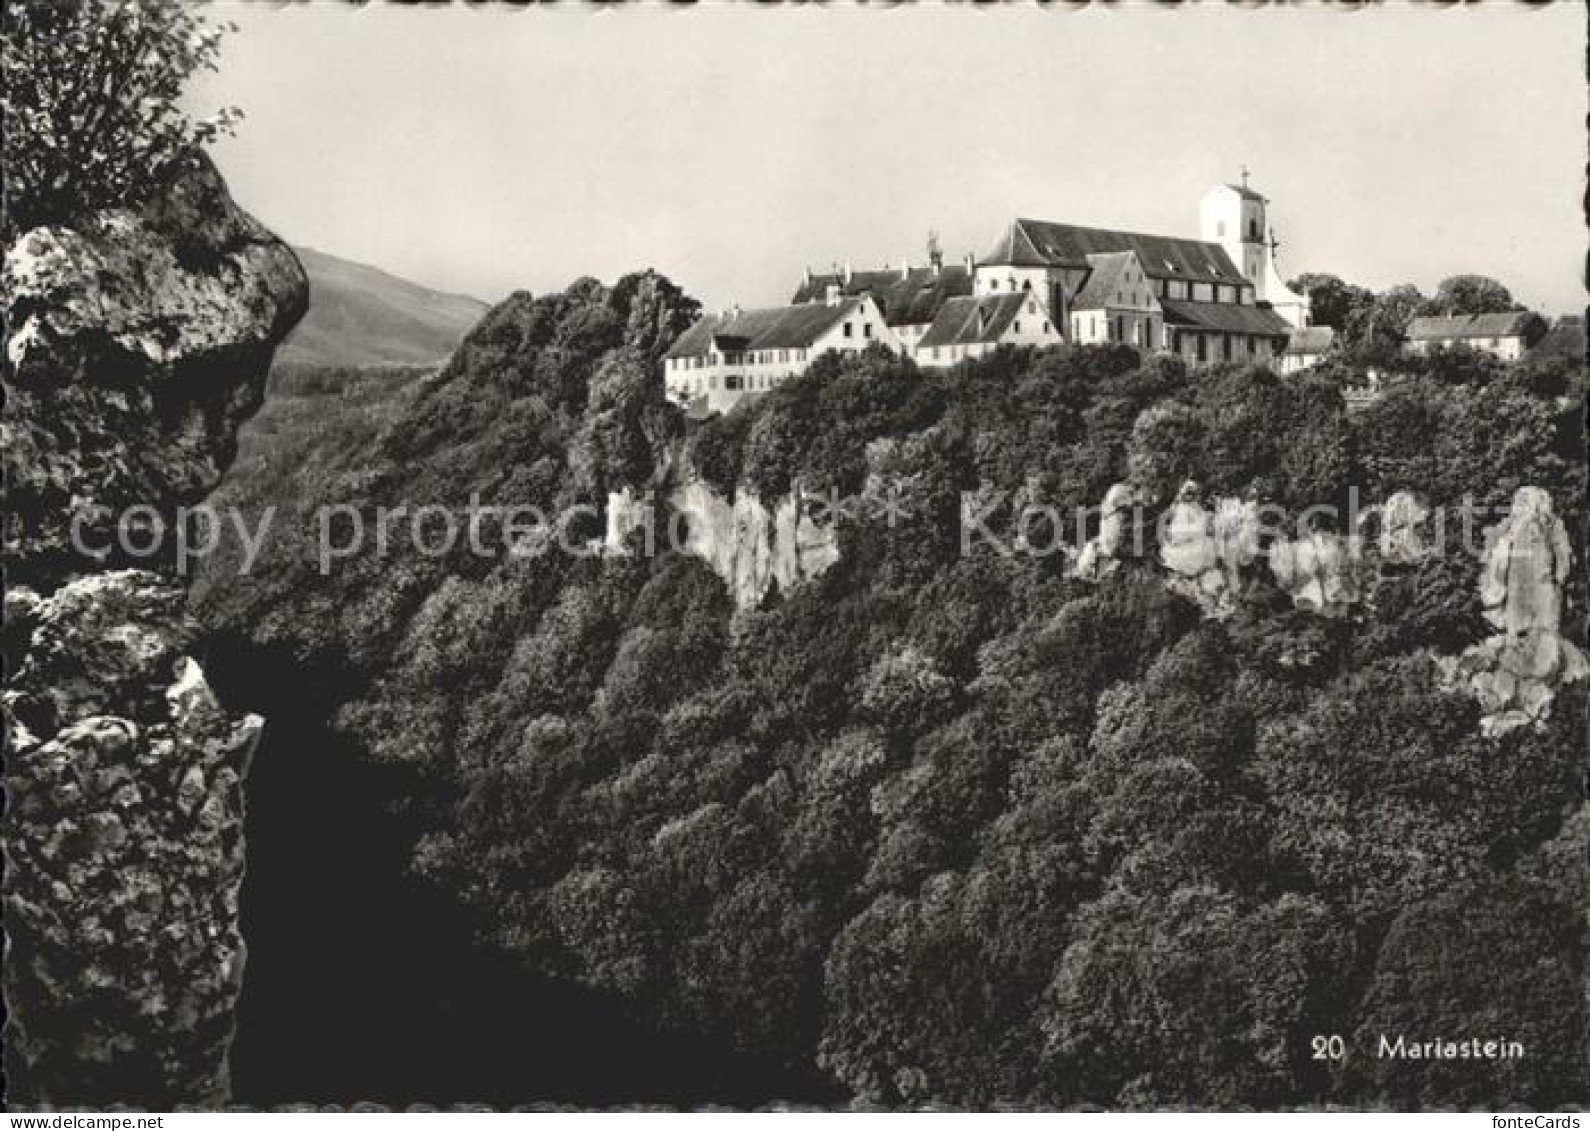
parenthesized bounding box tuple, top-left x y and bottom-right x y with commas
(917, 293, 1032, 349)
(664, 299, 863, 360)
(980, 218, 1247, 285)
(791, 265, 973, 327)
(1160, 298, 1292, 338)
(1406, 312, 1543, 341)
(1283, 326, 1336, 356)
(1071, 252, 1159, 312)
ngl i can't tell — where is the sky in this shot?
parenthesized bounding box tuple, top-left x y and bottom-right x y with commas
(187, 1, 1587, 315)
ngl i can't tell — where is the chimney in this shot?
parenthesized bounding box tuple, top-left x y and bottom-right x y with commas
(901, 258, 911, 281)
(825, 283, 841, 307)
(964, 252, 976, 275)
(843, 262, 853, 285)
(804, 266, 813, 285)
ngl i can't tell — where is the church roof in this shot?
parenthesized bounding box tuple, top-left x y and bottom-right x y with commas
(979, 218, 1247, 285)
(1071, 252, 1159, 311)
(791, 265, 973, 327)
(1160, 298, 1293, 338)
(664, 299, 863, 360)
(1406, 312, 1544, 341)
(917, 293, 1030, 349)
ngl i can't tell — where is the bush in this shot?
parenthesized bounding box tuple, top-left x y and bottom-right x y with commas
(1, 0, 240, 232)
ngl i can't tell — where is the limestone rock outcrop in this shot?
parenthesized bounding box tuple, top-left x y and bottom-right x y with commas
(1075, 483, 1143, 580)
(2, 156, 305, 1105)
(606, 482, 840, 610)
(1373, 490, 1432, 567)
(3, 154, 308, 587)
(1268, 530, 1363, 616)
(1449, 487, 1586, 736)
(3, 572, 261, 1106)
(1158, 481, 1261, 616)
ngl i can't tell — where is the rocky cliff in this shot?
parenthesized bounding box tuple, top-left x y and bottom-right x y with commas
(605, 479, 840, 611)
(2, 155, 307, 1106)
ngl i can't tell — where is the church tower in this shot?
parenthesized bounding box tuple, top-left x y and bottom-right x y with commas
(1200, 172, 1310, 329)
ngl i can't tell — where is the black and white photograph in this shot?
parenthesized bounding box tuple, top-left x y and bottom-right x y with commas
(2, 0, 1586, 1114)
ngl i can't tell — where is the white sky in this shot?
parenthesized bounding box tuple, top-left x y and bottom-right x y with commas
(188, 1, 1587, 315)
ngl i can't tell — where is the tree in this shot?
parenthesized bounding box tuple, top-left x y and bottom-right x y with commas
(1, 0, 241, 232)
(1422, 274, 1519, 317)
(1288, 273, 1374, 332)
(1341, 283, 1425, 365)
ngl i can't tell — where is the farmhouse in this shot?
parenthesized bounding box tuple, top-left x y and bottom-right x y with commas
(663, 294, 896, 415)
(1405, 311, 1548, 362)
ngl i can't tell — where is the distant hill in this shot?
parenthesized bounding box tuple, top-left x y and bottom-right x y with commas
(276, 246, 490, 369)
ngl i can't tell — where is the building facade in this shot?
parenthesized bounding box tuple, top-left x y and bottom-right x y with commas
(663, 294, 896, 415)
(914, 292, 1064, 367)
(1405, 312, 1548, 362)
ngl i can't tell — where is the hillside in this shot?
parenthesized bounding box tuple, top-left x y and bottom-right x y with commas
(195, 275, 1588, 1108)
(275, 246, 490, 368)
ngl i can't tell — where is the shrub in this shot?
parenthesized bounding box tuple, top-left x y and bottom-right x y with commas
(2, 0, 241, 232)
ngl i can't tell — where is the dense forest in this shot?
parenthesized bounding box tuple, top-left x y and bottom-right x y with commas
(196, 273, 1588, 1108)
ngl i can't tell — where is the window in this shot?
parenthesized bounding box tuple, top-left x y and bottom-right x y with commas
(1022, 280, 1032, 292)
(1115, 315, 1125, 341)
(1014, 320, 1021, 334)
(1248, 218, 1259, 239)
(843, 322, 853, 338)
(1196, 334, 1207, 362)
(1043, 321, 1051, 333)
(709, 374, 719, 389)
(726, 374, 742, 391)
(864, 323, 872, 339)
(1223, 333, 1232, 360)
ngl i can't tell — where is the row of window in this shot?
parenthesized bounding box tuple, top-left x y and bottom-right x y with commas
(671, 370, 792, 394)
(981, 271, 1254, 306)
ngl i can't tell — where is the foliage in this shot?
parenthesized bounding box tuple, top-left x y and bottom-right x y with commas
(206, 275, 1589, 1108)
(1, 0, 240, 233)
(1421, 273, 1519, 317)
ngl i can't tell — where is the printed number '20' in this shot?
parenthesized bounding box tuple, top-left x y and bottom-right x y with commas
(1311, 1035, 1346, 1061)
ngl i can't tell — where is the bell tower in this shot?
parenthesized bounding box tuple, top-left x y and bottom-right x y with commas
(1200, 169, 1311, 328)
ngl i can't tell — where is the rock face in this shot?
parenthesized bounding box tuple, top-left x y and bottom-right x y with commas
(1158, 481, 1261, 616)
(2, 157, 306, 1105)
(4, 574, 261, 1106)
(1373, 490, 1432, 567)
(1451, 487, 1587, 736)
(607, 482, 841, 610)
(1268, 530, 1362, 616)
(3, 154, 307, 586)
(1075, 483, 1143, 580)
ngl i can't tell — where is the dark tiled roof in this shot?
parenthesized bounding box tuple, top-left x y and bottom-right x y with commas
(1160, 298, 1293, 338)
(980, 218, 1246, 285)
(1406, 312, 1543, 341)
(917, 293, 1031, 349)
(1283, 326, 1336, 355)
(664, 300, 860, 360)
(1071, 252, 1156, 311)
(791, 265, 973, 327)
